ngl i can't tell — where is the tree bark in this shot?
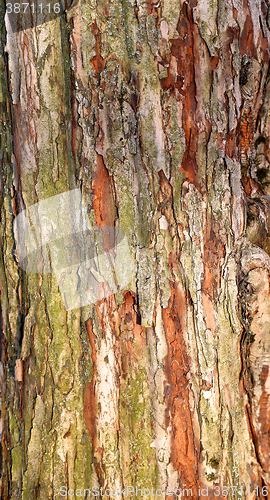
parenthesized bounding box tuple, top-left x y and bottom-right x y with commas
(1, 0, 270, 498)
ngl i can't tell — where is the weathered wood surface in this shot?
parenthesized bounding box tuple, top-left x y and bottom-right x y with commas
(0, 0, 270, 497)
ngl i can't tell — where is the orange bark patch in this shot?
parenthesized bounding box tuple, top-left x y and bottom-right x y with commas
(225, 130, 237, 159)
(92, 152, 117, 250)
(159, 6, 199, 188)
(240, 112, 254, 158)
(90, 21, 105, 80)
(146, 0, 160, 17)
(238, 110, 256, 191)
(162, 281, 200, 499)
(239, 11, 257, 58)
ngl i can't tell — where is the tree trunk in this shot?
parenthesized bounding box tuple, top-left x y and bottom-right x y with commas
(1, 0, 270, 497)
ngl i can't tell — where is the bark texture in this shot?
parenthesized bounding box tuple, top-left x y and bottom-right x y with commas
(1, 0, 270, 498)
